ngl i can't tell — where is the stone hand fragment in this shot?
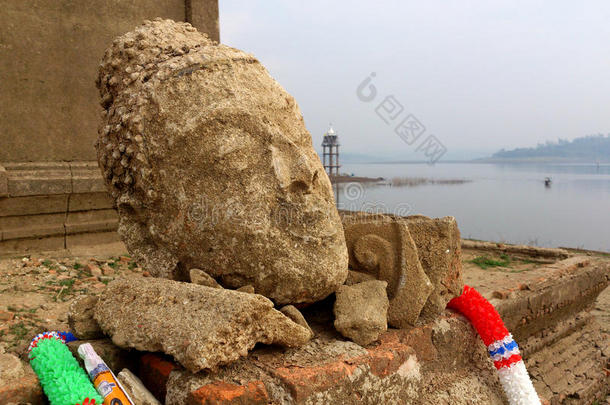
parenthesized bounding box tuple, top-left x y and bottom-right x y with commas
(94, 277, 311, 372)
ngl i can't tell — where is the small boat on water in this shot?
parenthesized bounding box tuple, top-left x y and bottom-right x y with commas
(544, 177, 552, 187)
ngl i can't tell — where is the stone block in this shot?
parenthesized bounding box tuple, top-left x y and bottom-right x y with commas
(0, 1, 218, 163)
(5, 162, 72, 196)
(71, 162, 107, 194)
(341, 211, 433, 327)
(66, 231, 121, 248)
(0, 194, 69, 217)
(334, 280, 389, 346)
(187, 0, 220, 42)
(0, 212, 65, 240)
(402, 215, 463, 321)
(69, 191, 115, 211)
(65, 208, 119, 234)
(0, 234, 65, 255)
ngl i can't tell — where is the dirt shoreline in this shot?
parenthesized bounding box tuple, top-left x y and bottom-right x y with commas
(1, 241, 607, 359)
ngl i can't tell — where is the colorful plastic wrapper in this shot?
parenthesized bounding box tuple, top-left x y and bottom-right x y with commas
(78, 343, 134, 405)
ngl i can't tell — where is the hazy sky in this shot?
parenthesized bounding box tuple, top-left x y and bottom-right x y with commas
(220, 1, 610, 160)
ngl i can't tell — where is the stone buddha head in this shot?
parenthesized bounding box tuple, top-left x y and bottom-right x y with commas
(96, 19, 347, 304)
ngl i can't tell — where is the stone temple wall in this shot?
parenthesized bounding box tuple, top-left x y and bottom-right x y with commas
(0, 1, 219, 255)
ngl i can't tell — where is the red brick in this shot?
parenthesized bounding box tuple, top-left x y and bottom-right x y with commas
(271, 330, 417, 401)
(365, 330, 414, 378)
(401, 325, 438, 362)
(138, 353, 179, 402)
(187, 381, 269, 405)
(274, 360, 357, 402)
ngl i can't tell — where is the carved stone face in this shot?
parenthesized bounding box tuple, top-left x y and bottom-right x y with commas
(96, 19, 348, 304)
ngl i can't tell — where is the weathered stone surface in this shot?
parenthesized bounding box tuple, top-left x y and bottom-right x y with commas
(341, 212, 433, 327)
(0, 354, 44, 405)
(402, 215, 463, 321)
(95, 19, 348, 305)
(67, 339, 135, 373)
(189, 268, 222, 289)
(68, 295, 105, 339)
(117, 368, 161, 405)
(95, 277, 311, 372)
(334, 280, 389, 346)
(280, 305, 314, 338)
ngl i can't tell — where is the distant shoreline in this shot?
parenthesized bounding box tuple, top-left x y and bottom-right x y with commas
(330, 175, 471, 187)
(471, 157, 610, 164)
(330, 175, 385, 183)
(339, 159, 610, 165)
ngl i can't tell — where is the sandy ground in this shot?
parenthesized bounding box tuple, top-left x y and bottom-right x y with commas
(0, 246, 608, 360)
(0, 254, 145, 357)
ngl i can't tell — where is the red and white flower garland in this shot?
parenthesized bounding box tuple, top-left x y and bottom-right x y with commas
(447, 285, 541, 405)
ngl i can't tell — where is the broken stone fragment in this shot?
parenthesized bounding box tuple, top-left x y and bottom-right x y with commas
(334, 280, 389, 346)
(280, 305, 314, 339)
(402, 215, 463, 321)
(95, 19, 348, 305)
(341, 212, 433, 328)
(189, 268, 222, 289)
(68, 295, 105, 339)
(237, 285, 255, 294)
(117, 368, 160, 405)
(94, 277, 311, 372)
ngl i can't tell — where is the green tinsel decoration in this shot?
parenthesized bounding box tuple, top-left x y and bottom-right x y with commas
(29, 336, 103, 405)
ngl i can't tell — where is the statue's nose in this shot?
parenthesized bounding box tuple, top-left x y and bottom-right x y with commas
(270, 141, 320, 195)
(287, 152, 318, 194)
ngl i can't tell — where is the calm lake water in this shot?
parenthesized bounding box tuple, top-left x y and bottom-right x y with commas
(336, 162, 610, 252)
